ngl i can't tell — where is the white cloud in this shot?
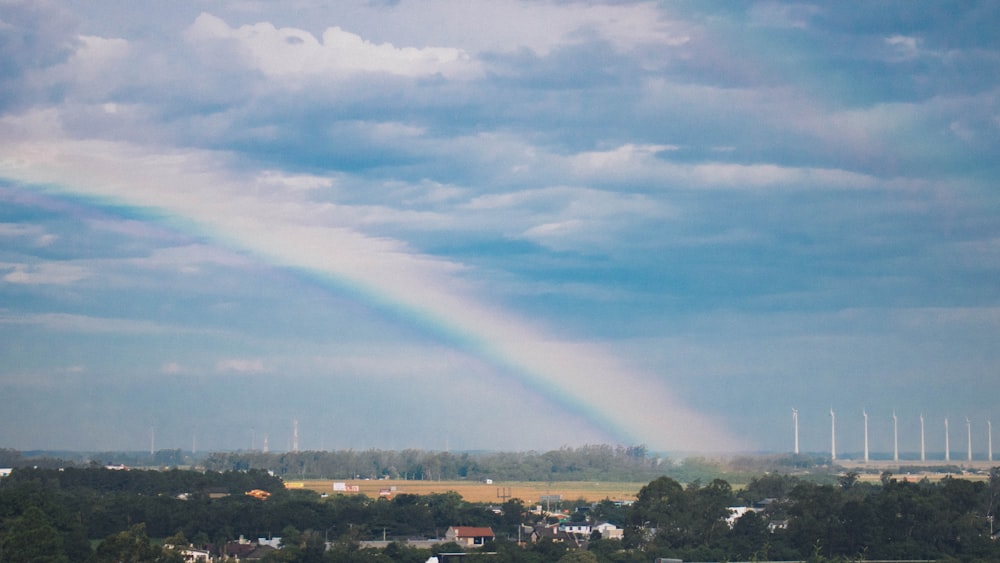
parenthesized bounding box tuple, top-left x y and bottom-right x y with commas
(256, 170, 334, 191)
(0, 222, 57, 246)
(215, 358, 266, 373)
(185, 12, 479, 79)
(129, 244, 256, 274)
(1, 262, 89, 284)
(565, 143, 879, 191)
(0, 311, 218, 335)
(335, 0, 691, 56)
(885, 34, 920, 61)
(462, 184, 676, 251)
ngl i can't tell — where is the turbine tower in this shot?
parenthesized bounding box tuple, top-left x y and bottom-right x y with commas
(920, 414, 926, 462)
(792, 408, 800, 455)
(967, 417, 972, 462)
(263, 433, 269, 453)
(293, 419, 300, 453)
(893, 410, 899, 463)
(830, 408, 837, 461)
(945, 417, 950, 462)
(989, 419, 994, 462)
(863, 410, 869, 464)
(150, 426, 155, 456)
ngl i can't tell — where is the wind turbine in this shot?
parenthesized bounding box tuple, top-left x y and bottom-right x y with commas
(989, 419, 993, 462)
(920, 414, 926, 462)
(967, 417, 973, 462)
(863, 410, 869, 464)
(792, 408, 799, 455)
(893, 410, 899, 463)
(945, 417, 950, 462)
(830, 408, 837, 461)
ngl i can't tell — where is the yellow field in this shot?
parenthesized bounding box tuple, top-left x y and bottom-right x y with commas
(286, 479, 643, 504)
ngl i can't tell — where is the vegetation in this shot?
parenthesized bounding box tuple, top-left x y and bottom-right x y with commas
(3, 450, 1000, 562)
(4, 445, 838, 483)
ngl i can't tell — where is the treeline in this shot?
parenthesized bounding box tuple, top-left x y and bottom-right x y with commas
(0, 466, 525, 562)
(3, 446, 838, 484)
(200, 445, 825, 482)
(5, 465, 1000, 562)
(625, 470, 1000, 562)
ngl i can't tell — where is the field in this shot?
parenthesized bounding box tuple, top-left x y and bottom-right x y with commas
(285, 479, 644, 505)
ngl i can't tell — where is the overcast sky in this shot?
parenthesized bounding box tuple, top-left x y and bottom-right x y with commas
(1, 1, 998, 456)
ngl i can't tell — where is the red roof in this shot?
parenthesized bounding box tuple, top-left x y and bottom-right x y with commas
(450, 526, 495, 538)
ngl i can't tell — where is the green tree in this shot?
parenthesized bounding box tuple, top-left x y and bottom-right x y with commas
(557, 549, 599, 563)
(0, 505, 68, 563)
(726, 510, 769, 561)
(88, 523, 179, 563)
(626, 476, 688, 548)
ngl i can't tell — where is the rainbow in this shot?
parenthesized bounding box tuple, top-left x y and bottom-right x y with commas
(1, 136, 742, 452)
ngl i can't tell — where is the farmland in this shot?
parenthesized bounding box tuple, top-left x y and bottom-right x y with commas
(285, 479, 644, 504)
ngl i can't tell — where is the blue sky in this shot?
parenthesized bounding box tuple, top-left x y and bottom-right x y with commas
(1, 1, 999, 455)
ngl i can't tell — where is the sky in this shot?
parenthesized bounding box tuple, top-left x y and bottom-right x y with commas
(1, 1, 999, 456)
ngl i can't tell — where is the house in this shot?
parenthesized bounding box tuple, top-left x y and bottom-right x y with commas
(164, 545, 211, 562)
(726, 506, 751, 527)
(527, 523, 588, 549)
(219, 541, 257, 560)
(444, 526, 495, 546)
(244, 545, 276, 560)
(558, 521, 592, 536)
(592, 522, 623, 540)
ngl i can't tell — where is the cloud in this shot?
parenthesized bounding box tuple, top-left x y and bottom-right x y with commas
(184, 12, 479, 80)
(0, 0, 80, 110)
(215, 358, 266, 373)
(0, 135, 743, 451)
(2, 1, 998, 453)
(1, 262, 89, 284)
(885, 34, 919, 60)
(0, 311, 215, 335)
(0, 222, 58, 246)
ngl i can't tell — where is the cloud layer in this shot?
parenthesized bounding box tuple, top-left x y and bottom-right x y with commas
(1, 0, 999, 454)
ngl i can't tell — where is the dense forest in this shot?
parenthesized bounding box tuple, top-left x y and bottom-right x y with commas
(3, 460, 1000, 562)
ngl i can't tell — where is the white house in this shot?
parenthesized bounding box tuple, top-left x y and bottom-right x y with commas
(593, 522, 623, 540)
(558, 521, 592, 535)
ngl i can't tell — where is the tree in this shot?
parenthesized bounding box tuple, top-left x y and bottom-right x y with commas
(0, 506, 69, 563)
(688, 478, 734, 546)
(557, 549, 599, 563)
(88, 523, 180, 563)
(627, 476, 688, 548)
(726, 510, 769, 560)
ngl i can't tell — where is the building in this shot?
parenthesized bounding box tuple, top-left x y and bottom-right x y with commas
(592, 522, 623, 540)
(164, 545, 211, 562)
(558, 521, 592, 536)
(444, 526, 495, 546)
